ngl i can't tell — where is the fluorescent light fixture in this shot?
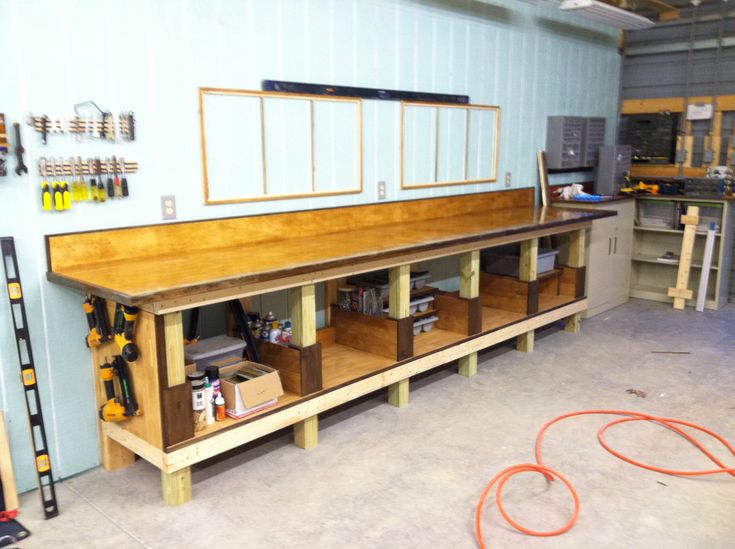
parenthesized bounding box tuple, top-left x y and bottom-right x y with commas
(560, 0, 655, 30)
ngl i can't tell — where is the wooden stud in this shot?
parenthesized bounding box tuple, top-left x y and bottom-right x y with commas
(0, 412, 19, 512)
(459, 250, 480, 375)
(163, 312, 186, 385)
(388, 266, 410, 403)
(388, 378, 409, 407)
(100, 435, 136, 472)
(459, 251, 480, 299)
(289, 284, 316, 347)
(294, 415, 318, 450)
(621, 95, 735, 115)
(324, 278, 345, 325)
(517, 238, 538, 351)
(161, 467, 191, 507)
(564, 229, 586, 333)
(519, 239, 538, 283)
(458, 353, 477, 377)
(668, 206, 699, 310)
(388, 265, 411, 319)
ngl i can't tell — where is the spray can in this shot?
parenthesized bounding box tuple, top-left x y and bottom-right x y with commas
(269, 321, 282, 344)
(215, 393, 226, 421)
(205, 366, 221, 395)
(204, 381, 215, 425)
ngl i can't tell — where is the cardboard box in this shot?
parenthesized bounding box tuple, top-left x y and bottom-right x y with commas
(218, 361, 284, 419)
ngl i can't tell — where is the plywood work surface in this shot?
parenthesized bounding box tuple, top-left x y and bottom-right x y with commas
(47, 192, 608, 311)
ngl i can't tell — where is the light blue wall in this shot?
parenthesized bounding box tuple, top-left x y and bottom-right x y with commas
(0, 0, 620, 493)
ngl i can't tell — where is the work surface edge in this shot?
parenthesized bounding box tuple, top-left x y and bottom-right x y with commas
(46, 206, 614, 311)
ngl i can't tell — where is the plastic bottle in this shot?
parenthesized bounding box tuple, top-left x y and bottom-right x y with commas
(215, 393, 226, 421)
(269, 321, 282, 344)
(204, 381, 215, 425)
(191, 380, 205, 411)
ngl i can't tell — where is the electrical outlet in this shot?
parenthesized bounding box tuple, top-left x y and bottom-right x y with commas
(378, 180, 386, 200)
(505, 172, 512, 188)
(161, 195, 177, 220)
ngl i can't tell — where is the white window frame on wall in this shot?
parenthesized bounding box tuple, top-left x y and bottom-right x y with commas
(400, 101, 501, 190)
(199, 87, 363, 205)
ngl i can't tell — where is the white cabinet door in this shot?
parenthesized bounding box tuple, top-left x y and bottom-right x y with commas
(586, 213, 617, 316)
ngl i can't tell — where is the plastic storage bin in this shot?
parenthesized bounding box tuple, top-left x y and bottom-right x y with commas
(637, 199, 677, 229)
(683, 202, 722, 232)
(184, 334, 247, 371)
(481, 244, 559, 277)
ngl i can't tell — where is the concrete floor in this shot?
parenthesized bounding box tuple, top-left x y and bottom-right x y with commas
(15, 299, 735, 548)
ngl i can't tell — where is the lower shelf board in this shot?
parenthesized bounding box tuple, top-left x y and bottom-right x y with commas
(539, 294, 576, 312)
(322, 344, 394, 389)
(190, 391, 302, 439)
(481, 307, 525, 332)
(414, 327, 465, 356)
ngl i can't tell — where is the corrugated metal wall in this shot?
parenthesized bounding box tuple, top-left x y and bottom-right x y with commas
(0, 0, 621, 494)
(622, 3, 735, 301)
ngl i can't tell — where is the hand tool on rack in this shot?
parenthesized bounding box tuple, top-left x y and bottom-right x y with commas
(119, 156, 129, 197)
(40, 115, 49, 145)
(70, 157, 80, 202)
(13, 124, 28, 176)
(51, 159, 63, 211)
(76, 156, 88, 201)
(112, 156, 122, 197)
(40, 159, 52, 211)
(58, 157, 71, 210)
(95, 158, 106, 202)
(87, 158, 98, 201)
(105, 157, 114, 198)
(0, 114, 8, 176)
(114, 303, 139, 362)
(121, 111, 135, 141)
(98, 356, 141, 422)
(83, 295, 112, 347)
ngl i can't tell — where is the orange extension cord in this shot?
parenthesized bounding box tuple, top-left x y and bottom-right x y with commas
(475, 410, 735, 548)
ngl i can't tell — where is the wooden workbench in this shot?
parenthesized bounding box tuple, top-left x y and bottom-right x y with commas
(45, 188, 614, 505)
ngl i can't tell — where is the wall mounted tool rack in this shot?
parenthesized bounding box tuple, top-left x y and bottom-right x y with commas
(36, 158, 138, 176)
(27, 112, 135, 142)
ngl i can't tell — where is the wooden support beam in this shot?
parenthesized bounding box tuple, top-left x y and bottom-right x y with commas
(668, 206, 699, 310)
(160, 312, 191, 505)
(388, 378, 409, 407)
(388, 265, 410, 319)
(289, 284, 316, 347)
(459, 250, 480, 375)
(459, 251, 480, 299)
(564, 229, 586, 333)
(294, 415, 318, 449)
(388, 266, 411, 403)
(458, 353, 478, 378)
(517, 238, 538, 352)
(163, 312, 186, 385)
(162, 467, 191, 506)
(324, 278, 345, 326)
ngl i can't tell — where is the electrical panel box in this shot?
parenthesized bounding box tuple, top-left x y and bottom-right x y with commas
(595, 145, 631, 196)
(581, 117, 606, 167)
(545, 116, 585, 169)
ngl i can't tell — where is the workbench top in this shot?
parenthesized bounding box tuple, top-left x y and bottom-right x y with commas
(45, 191, 614, 313)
